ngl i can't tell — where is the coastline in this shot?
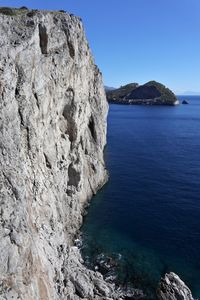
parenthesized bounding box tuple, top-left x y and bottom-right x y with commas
(0, 8, 195, 300)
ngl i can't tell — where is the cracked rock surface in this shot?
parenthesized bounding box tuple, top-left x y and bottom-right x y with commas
(0, 10, 109, 300)
(157, 273, 194, 300)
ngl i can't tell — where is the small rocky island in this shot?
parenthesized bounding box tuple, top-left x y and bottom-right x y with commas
(106, 81, 179, 105)
(182, 99, 189, 104)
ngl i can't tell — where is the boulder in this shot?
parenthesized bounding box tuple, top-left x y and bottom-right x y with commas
(157, 272, 194, 300)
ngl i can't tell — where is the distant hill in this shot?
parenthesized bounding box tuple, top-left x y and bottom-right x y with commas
(104, 86, 116, 92)
(181, 91, 200, 96)
(106, 81, 179, 105)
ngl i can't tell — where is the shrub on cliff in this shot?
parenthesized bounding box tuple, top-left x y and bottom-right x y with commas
(19, 6, 28, 10)
(0, 7, 15, 16)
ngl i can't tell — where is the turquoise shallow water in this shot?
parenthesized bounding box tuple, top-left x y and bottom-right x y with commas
(81, 96, 200, 299)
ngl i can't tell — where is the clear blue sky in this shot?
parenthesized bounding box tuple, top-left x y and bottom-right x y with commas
(1, 0, 200, 93)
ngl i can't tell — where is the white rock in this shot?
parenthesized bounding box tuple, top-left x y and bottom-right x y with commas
(0, 9, 108, 300)
(158, 272, 194, 300)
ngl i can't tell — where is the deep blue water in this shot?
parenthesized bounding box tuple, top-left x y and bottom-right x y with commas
(81, 96, 200, 299)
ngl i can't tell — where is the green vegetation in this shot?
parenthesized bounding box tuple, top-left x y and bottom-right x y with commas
(0, 7, 67, 17)
(106, 80, 178, 105)
(107, 83, 138, 101)
(0, 6, 31, 16)
(19, 6, 28, 10)
(26, 10, 38, 17)
(0, 7, 16, 16)
(145, 81, 177, 103)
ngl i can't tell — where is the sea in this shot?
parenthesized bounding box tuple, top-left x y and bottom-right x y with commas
(81, 96, 200, 299)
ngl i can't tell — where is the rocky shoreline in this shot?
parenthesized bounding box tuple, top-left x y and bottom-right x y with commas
(76, 235, 195, 300)
(0, 8, 194, 300)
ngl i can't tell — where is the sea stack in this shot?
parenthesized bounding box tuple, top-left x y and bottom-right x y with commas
(157, 273, 194, 300)
(182, 99, 189, 104)
(106, 80, 179, 105)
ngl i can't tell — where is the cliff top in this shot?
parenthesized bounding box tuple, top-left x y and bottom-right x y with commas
(0, 6, 89, 61)
(0, 6, 71, 16)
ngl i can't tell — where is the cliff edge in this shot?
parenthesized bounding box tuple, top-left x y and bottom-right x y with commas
(0, 9, 110, 299)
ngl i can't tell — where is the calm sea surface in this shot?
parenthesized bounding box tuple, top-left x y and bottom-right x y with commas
(81, 96, 200, 299)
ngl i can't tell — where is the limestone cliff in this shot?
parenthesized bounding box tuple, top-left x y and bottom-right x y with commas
(0, 9, 110, 299)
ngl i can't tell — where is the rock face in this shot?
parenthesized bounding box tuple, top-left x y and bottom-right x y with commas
(157, 273, 194, 300)
(107, 81, 179, 105)
(0, 9, 109, 300)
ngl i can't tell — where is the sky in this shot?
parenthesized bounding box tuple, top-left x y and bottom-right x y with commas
(1, 0, 200, 94)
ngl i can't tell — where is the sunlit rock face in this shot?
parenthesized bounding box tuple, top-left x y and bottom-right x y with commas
(157, 272, 194, 300)
(0, 9, 108, 299)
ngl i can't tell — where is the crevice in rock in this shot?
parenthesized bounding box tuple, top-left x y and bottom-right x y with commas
(68, 164, 80, 188)
(62, 88, 77, 143)
(6, 255, 10, 274)
(56, 283, 61, 295)
(15, 64, 25, 98)
(38, 24, 48, 54)
(88, 116, 97, 142)
(68, 128, 76, 144)
(34, 92, 39, 109)
(62, 105, 70, 120)
(15, 87, 19, 97)
(44, 153, 52, 169)
(74, 286, 84, 298)
(67, 39, 75, 59)
(31, 83, 40, 109)
(62, 27, 75, 59)
(66, 87, 75, 102)
(63, 279, 67, 287)
(64, 119, 76, 143)
(9, 229, 17, 245)
(80, 136, 84, 150)
(18, 108, 24, 126)
(91, 163, 96, 172)
(26, 127, 31, 151)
